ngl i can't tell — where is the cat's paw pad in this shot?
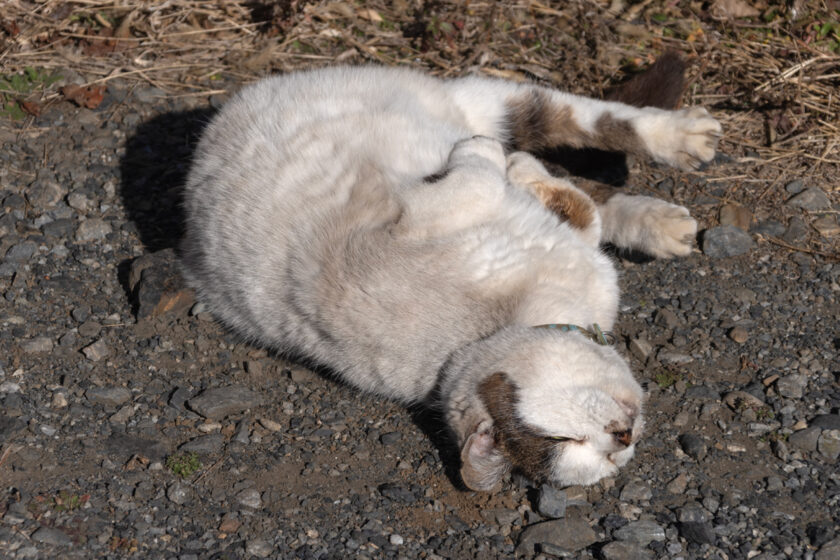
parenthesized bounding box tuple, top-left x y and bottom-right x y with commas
(666, 107, 722, 171)
(450, 135, 506, 171)
(641, 201, 698, 258)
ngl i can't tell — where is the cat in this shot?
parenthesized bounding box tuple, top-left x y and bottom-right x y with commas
(180, 58, 720, 491)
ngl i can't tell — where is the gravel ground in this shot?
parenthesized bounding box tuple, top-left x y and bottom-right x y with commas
(0, 74, 838, 560)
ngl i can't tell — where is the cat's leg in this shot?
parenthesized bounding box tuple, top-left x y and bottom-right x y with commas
(394, 136, 507, 238)
(505, 152, 602, 247)
(447, 79, 720, 171)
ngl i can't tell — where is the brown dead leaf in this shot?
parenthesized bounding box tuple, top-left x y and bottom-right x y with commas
(1, 19, 20, 37)
(61, 85, 106, 109)
(711, 0, 761, 19)
(19, 100, 41, 116)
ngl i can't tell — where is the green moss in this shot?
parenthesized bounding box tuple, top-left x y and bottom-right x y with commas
(166, 452, 202, 478)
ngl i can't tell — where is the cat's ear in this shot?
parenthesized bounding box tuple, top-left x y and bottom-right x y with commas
(460, 420, 508, 491)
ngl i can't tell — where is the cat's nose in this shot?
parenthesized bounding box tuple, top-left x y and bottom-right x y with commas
(612, 429, 632, 447)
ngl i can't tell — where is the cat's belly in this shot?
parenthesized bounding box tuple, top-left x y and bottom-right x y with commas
(456, 202, 619, 330)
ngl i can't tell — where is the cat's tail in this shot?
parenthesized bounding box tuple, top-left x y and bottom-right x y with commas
(606, 50, 687, 110)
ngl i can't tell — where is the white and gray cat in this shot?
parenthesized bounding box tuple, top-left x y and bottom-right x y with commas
(181, 61, 720, 491)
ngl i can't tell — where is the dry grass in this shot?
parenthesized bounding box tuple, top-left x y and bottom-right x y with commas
(1, 0, 838, 254)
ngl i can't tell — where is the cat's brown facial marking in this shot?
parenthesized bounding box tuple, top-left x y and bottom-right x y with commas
(477, 372, 556, 483)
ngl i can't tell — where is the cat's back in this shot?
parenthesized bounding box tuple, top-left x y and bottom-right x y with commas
(180, 66, 471, 343)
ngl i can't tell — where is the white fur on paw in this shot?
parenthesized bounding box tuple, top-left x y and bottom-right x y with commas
(643, 107, 722, 171)
(641, 201, 698, 258)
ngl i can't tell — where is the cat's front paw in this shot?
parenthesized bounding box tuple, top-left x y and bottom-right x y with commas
(645, 107, 722, 171)
(641, 200, 698, 258)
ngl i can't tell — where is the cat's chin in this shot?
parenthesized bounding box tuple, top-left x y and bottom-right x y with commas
(549, 442, 635, 487)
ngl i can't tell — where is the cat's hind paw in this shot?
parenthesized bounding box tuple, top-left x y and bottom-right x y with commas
(643, 202, 698, 258)
(601, 195, 698, 259)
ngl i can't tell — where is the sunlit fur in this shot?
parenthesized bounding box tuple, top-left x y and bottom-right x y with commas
(182, 65, 718, 490)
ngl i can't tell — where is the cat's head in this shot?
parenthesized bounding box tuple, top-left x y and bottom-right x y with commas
(453, 331, 644, 491)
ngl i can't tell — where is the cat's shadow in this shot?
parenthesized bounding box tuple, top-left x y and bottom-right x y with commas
(119, 107, 217, 253)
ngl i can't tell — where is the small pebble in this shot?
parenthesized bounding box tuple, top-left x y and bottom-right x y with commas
(728, 326, 749, 343)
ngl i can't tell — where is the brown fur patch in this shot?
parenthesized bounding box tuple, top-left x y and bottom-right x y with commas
(505, 90, 644, 157)
(505, 90, 589, 152)
(593, 113, 644, 156)
(533, 182, 595, 230)
(477, 372, 556, 483)
(574, 177, 620, 204)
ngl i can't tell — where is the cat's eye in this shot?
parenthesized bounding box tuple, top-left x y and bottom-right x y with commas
(546, 436, 574, 442)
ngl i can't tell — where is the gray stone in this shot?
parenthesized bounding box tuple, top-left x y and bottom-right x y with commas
(784, 179, 805, 194)
(702, 225, 755, 257)
(601, 541, 652, 560)
(31, 527, 72, 546)
(20, 336, 53, 354)
(765, 476, 784, 492)
(0, 416, 26, 444)
(679, 433, 707, 460)
(516, 517, 597, 555)
(679, 521, 716, 545)
(103, 434, 168, 461)
(723, 391, 765, 410)
(787, 427, 821, 452)
(77, 320, 102, 338)
(167, 482, 189, 505)
(619, 481, 652, 502)
(86, 386, 131, 407)
(187, 386, 263, 419)
(816, 537, 840, 560)
(289, 368, 319, 384)
(5, 241, 38, 263)
(678, 502, 711, 523)
(179, 434, 225, 455)
(379, 431, 401, 445)
(628, 338, 653, 362)
(776, 374, 807, 399)
(236, 488, 263, 509)
(666, 472, 689, 494)
(655, 308, 681, 329)
(812, 215, 840, 237)
(82, 338, 111, 361)
(751, 220, 786, 237)
(817, 430, 840, 461)
(657, 349, 693, 365)
(246, 538, 273, 558)
(378, 483, 417, 504)
(109, 405, 135, 424)
(66, 191, 91, 212)
(42, 218, 74, 238)
(811, 414, 840, 430)
(131, 249, 195, 320)
(782, 217, 809, 244)
(27, 174, 66, 207)
(786, 187, 831, 211)
(537, 485, 567, 518)
(613, 519, 666, 545)
(685, 385, 719, 400)
(233, 419, 250, 444)
(75, 218, 112, 242)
